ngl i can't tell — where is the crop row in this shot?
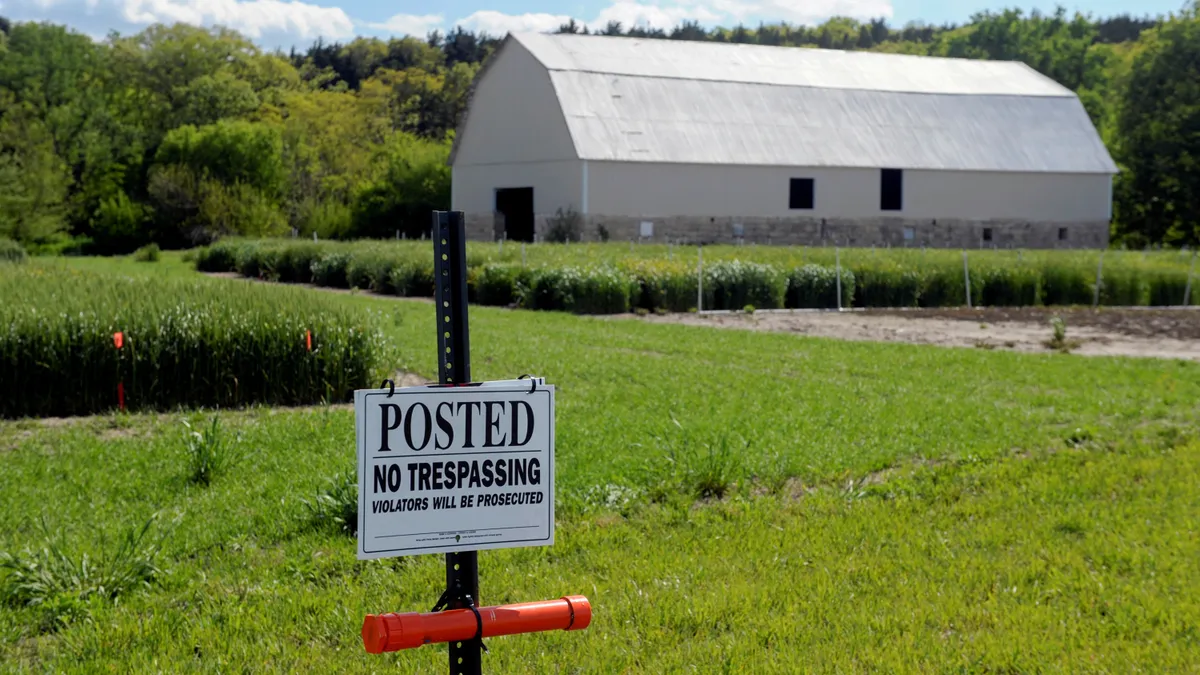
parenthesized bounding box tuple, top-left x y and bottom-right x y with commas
(0, 265, 389, 419)
(194, 239, 1199, 313)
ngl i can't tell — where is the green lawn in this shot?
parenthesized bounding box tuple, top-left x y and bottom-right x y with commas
(1, 256, 1198, 672)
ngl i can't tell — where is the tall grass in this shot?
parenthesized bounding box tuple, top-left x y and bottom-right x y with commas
(0, 265, 388, 419)
(193, 239, 1200, 313)
(0, 514, 171, 632)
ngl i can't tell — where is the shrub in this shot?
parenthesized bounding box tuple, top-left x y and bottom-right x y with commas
(91, 191, 152, 254)
(546, 207, 583, 243)
(297, 200, 353, 240)
(274, 242, 323, 284)
(0, 266, 386, 419)
(625, 261, 695, 313)
(703, 260, 787, 310)
(193, 239, 245, 273)
(344, 250, 397, 292)
(0, 237, 27, 264)
(525, 265, 638, 314)
(787, 264, 854, 309)
(235, 241, 282, 280)
(310, 251, 353, 288)
(133, 243, 161, 263)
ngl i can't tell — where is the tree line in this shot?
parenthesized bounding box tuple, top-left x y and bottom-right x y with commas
(0, 5, 1197, 252)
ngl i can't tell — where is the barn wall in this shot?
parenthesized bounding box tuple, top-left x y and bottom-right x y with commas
(462, 161, 1109, 249)
(584, 162, 1112, 222)
(453, 162, 582, 240)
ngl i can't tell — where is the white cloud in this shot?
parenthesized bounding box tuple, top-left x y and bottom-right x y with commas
(456, 10, 572, 35)
(366, 12, 443, 36)
(4, 0, 355, 42)
(593, 1, 721, 30)
(119, 0, 355, 39)
(743, 0, 893, 24)
(452, 0, 894, 36)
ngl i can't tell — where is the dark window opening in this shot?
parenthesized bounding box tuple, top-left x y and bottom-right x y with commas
(1058, 227, 1068, 241)
(495, 187, 534, 242)
(881, 169, 903, 211)
(789, 178, 814, 210)
(982, 228, 993, 242)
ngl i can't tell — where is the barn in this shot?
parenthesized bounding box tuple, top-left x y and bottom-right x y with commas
(448, 32, 1118, 248)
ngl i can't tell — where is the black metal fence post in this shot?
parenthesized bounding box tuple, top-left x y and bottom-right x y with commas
(433, 210, 481, 675)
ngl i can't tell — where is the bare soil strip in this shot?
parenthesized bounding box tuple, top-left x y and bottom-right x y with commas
(619, 307, 1200, 361)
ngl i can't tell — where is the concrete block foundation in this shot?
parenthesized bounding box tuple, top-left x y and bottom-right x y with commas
(465, 213, 1109, 249)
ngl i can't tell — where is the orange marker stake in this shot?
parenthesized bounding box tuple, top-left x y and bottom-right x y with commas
(305, 329, 312, 352)
(363, 595, 591, 654)
(113, 331, 125, 411)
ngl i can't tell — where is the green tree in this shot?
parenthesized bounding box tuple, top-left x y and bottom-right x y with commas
(350, 132, 450, 238)
(1114, 6, 1200, 246)
(154, 120, 285, 196)
(0, 97, 71, 243)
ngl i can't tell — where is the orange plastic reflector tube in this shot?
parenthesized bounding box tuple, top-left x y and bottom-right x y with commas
(362, 595, 592, 654)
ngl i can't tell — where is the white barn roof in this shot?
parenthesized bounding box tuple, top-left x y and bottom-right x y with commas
(459, 32, 1118, 174)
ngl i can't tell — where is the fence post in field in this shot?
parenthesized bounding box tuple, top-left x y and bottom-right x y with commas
(668, 241, 673, 261)
(521, 242, 526, 267)
(697, 246, 704, 313)
(1094, 249, 1106, 308)
(1185, 250, 1197, 306)
(963, 249, 972, 309)
(313, 231, 318, 242)
(835, 246, 842, 311)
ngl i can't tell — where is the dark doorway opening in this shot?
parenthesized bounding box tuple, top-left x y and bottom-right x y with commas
(881, 168, 903, 211)
(495, 187, 534, 242)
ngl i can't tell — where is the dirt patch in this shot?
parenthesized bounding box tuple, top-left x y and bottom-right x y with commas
(620, 308, 1200, 361)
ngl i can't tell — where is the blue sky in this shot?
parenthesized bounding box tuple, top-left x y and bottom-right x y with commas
(0, 0, 1187, 49)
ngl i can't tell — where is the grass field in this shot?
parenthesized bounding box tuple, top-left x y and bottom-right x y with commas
(1, 255, 1198, 672)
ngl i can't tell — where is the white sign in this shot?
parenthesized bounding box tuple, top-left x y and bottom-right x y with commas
(639, 221, 654, 238)
(355, 381, 555, 560)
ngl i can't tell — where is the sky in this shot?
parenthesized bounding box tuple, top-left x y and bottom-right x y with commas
(0, 0, 1189, 50)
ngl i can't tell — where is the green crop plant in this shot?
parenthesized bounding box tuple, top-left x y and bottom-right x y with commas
(0, 264, 388, 418)
(190, 239, 1200, 312)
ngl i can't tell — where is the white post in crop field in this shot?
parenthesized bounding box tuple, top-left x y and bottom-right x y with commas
(697, 246, 704, 313)
(668, 241, 673, 261)
(963, 249, 972, 309)
(835, 246, 842, 311)
(1184, 250, 1197, 306)
(521, 242, 526, 267)
(1094, 249, 1106, 308)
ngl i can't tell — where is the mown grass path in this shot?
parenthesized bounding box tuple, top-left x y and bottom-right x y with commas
(1, 254, 1197, 672)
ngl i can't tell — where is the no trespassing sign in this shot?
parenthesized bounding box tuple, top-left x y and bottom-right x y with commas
(355, 381, 555, 560)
